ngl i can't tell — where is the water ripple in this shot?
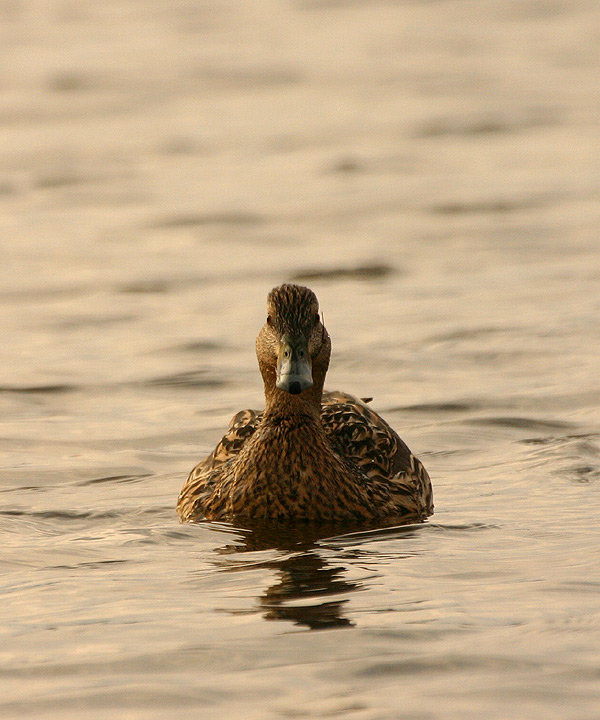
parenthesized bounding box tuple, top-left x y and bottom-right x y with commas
(292, 263, 395, 281)
(0, 384, 77, 395)
(77, 473, 153, 487)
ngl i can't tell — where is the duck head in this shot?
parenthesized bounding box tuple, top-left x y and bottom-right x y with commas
(256, 284, 331, 409)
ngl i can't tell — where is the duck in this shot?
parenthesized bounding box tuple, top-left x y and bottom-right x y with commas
(177, 283, 433, 524)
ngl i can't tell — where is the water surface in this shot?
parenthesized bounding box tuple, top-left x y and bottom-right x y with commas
(2, 1, 600, 718)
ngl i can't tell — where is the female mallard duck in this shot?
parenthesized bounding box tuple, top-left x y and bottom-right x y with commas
(177, 284, 433, 523)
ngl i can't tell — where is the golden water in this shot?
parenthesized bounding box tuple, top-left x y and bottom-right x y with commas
(2, 2, 600, 718)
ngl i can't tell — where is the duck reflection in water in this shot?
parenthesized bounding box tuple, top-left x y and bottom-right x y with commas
(260, 552, 355, 629)
(212, 520, 419, 630)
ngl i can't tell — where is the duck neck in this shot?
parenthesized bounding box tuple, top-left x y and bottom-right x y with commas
(262, 364, 326, 423)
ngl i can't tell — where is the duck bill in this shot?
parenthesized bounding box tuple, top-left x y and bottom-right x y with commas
(276, 338, 313, 395)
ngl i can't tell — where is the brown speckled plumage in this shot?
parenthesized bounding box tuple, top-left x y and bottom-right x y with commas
(177, 284, 433, 523)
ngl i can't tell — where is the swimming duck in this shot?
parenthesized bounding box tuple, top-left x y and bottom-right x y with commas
(177, 284, 433, 523)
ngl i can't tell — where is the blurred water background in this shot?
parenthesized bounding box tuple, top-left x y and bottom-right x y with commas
(2, 1, 600, 718)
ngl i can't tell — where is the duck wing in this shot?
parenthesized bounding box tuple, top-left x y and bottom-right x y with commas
(320, 391, 433, 516)
(201, 408, 263, 470)
(177, 408, 262, 520)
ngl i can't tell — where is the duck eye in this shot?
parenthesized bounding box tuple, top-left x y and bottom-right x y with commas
(314, 313, 320, 325)
(266, 315, 272, 326)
